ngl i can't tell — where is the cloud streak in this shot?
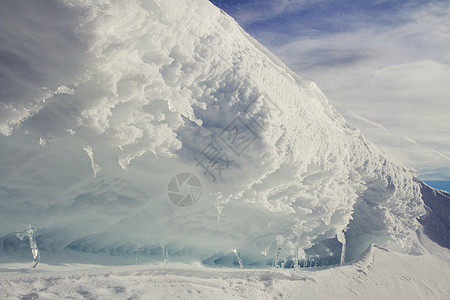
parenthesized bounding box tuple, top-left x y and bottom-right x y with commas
(346, 110, 390, 133)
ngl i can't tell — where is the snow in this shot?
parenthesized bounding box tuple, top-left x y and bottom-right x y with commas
(0, 0, 448, 297)
(0, 231, 449, 299)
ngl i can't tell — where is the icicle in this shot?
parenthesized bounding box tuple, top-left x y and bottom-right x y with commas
(161, 244, 169, 263)
(214, 192, 230, 225)
(337, 231, 346, 266)
(134, 246, 141, 265)
(232, 249, 243, 269)
(83, 146, 101, 178)
(164, 245, 169, 263)
(274, 234, 285, 268)
(217, 209, 222, 224)
(293, 241, 300, 269)
(293, 258, 298, 269)
(17, 225, 40, 268)
(273, 246, 282, 268)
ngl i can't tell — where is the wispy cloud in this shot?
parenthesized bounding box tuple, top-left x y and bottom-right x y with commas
(346, 110, 390, 133)
(434, 151, 450, 162)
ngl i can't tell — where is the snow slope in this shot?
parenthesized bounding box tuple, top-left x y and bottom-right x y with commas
(0, 0, 436, 269)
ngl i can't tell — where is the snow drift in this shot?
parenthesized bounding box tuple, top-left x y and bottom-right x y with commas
(0, 0, 430, 267)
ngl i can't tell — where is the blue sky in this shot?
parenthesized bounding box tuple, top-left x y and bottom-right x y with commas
(210, 0, 450, 191)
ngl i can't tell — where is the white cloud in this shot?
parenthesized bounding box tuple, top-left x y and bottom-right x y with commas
(258, 1, 450, 180)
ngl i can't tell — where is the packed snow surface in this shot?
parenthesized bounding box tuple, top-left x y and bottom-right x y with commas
(0, 0, 431, 268)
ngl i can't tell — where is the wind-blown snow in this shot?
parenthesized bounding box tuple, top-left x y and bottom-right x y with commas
(0, 0, 427, 267)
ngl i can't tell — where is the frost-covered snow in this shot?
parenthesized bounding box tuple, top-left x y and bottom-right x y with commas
(0, 0, 448, 296)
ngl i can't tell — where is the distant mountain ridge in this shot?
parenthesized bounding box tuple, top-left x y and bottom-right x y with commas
(424, 181, 450, 193)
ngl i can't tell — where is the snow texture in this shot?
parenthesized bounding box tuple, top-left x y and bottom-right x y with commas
(0, 0, 432, 268)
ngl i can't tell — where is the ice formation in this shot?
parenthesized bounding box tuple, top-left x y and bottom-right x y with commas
(0, 0, 431, 267)
(83, 146, 101, 178)
(232, 249, 244, 269)
(16, 225, 40, 268)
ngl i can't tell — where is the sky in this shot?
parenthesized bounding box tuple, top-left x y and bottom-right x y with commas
(210, 0, 450, 186)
